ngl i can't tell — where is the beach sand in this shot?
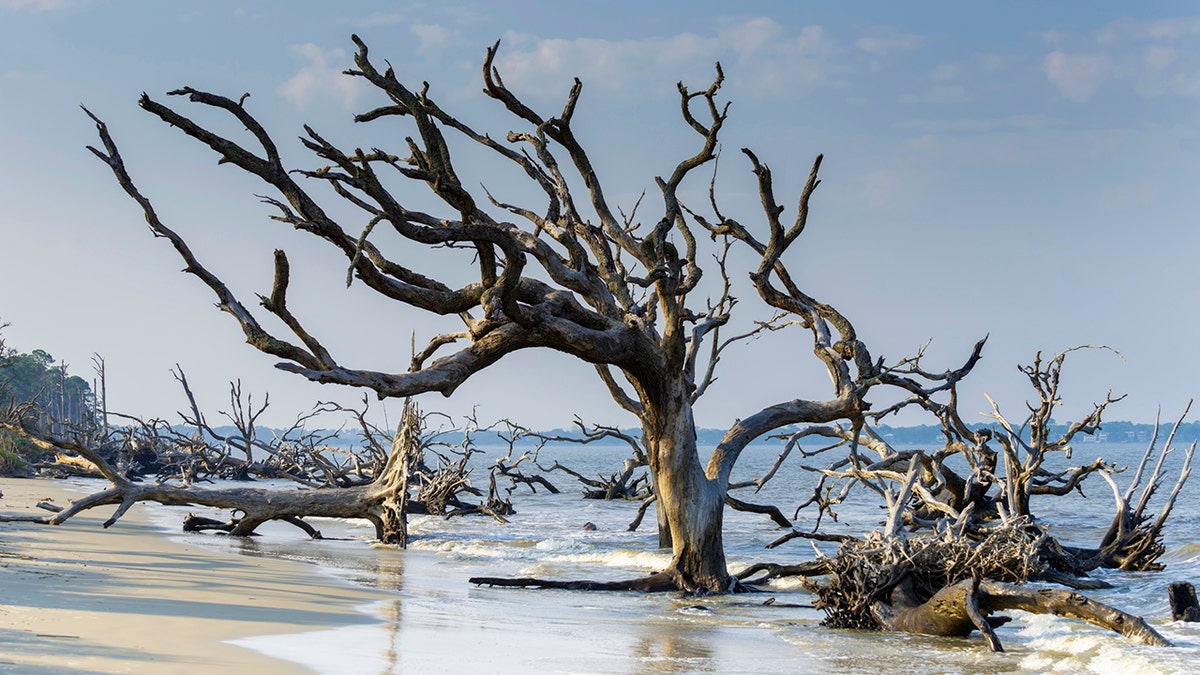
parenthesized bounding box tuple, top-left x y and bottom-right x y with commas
(0, 477, 389, 674)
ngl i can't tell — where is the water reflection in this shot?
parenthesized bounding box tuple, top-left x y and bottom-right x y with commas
(632, 605, 717, 673)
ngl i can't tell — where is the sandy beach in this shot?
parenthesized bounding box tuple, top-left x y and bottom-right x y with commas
(0, 477, 390, 674)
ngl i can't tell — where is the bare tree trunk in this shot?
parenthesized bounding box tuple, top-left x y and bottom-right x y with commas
(371, 399, 420, 545)
(643, 386, 732, 593)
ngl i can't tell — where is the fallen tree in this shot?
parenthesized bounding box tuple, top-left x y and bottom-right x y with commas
(773, 349, 1194, 577)
(0, 397, 518, 545)
(792, 526, 1172, 650)
(720, 350, 1193, 647)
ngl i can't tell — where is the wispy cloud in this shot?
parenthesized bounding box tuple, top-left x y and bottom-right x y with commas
(411, 22, 453, 54)
(0, 0, 74, 11)
(492, 18, 840, 100)
(855, 27, 923, 56)
(976, 53, 1010, 72)
(899, 84, 966, 105)
(1042, 15, 1200, 101)
(277, 44, 366, 108)
(1043, 51, 1108, 101)
(1095, 16, 1200, 44)
(930, 63, 960, 81)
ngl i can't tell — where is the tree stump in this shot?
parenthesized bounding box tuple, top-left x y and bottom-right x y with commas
(1168, 582, 1200, 622)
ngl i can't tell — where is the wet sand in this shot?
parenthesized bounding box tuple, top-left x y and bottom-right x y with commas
(0, 477, 389, 674)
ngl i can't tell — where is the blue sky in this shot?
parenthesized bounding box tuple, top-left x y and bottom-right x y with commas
(1, 1, 1197, 431)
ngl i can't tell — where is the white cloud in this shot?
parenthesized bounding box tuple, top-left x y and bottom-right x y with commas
(855, 27, 923, 56)
(411, 22, 451, 53)
(1043, 51, 1108, 101)
(1043, 16, 1200, 100)
(492, 18, 839, 100)
(1165, 70, 1200, 97)
(278, 44, 366, 108)
(719, 16, 781, 58)
(1144, 45, 1177, 71)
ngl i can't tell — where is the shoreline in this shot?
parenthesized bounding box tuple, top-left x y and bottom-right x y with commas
(0, 476, 392, 674)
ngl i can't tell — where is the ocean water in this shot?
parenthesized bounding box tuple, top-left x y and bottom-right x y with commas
(137, 441, 1200, 673)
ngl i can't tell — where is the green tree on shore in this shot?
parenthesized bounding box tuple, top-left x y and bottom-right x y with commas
(0, 336, 96, 431)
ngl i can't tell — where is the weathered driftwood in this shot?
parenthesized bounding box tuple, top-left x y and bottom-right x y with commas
(872, 577, 1171, 650)
(535, 423, 651, 500)
(546, 459, 647, 500)
(735, 560, 831, 584)
(0, 399, 487, 546)
(469, 572, 682, 593)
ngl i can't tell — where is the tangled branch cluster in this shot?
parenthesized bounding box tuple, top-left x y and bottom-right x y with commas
(810, 521, 1045, 629)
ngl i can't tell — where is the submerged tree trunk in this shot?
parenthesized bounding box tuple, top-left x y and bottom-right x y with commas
(642, 383, 732, 593)
(472, 389, 737, 595)
(1168, 582, 1200, 622)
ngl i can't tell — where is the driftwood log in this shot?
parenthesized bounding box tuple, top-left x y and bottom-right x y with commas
(873, 577, 1171, 651)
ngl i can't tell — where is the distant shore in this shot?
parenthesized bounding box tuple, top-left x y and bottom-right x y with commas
(0, 477, 390, 674)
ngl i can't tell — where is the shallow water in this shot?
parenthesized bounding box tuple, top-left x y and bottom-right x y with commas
(135, 441, 1200, 673)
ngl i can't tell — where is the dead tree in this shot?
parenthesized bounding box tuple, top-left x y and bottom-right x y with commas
(777, 346, 1192, 574)
(535, 420, 650, 500)
(70, 35, 1000, 593)
(477, 417, 560, 496)
(984, 347, 1125, 521)
(168, 367, 378, 486)
(737, 347, 1191, 645)
(1060, 406, 1195, 572)
(981, 351, 1194, 572)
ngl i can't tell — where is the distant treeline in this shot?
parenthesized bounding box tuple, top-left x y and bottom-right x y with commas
(869, 421, 1196, 446)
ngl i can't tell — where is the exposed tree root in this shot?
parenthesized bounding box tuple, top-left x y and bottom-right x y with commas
(795, 522, 1172, 648)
